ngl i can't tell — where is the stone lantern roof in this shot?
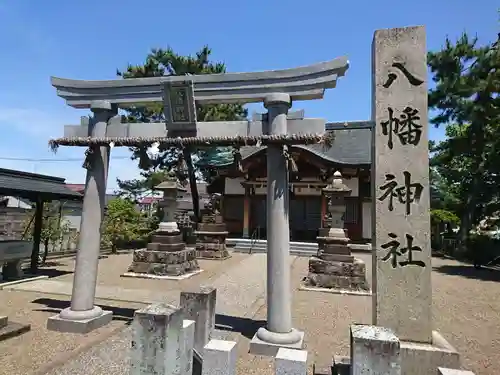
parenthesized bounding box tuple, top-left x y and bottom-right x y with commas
(322, 171, 352, 195)
(154, 178, 187, 192)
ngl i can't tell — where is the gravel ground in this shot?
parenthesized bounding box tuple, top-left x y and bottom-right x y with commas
(47, 251, 249, 292)
(0, 291, 144, 375)
(1, 252, 498, 375)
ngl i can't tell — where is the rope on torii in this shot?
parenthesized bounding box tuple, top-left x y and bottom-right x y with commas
(48, 133, 335, 151)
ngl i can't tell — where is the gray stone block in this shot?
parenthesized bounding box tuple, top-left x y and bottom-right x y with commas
(196, 249, 231, 260)
(150, 233, 184, 243)
(319, 253, 354, 263)
(197, 223, 227, 232)
(146, 242, 186, 252)
(47, 310, 112, 334)
(128, 259, 199, 276)
(181, 319, 195, 375)
(400, 330, 460, 375)
(133, 248, 197, 264)
(130, 303, 184, 375)
(202, 339, 237, 375)
(351, 324, 401, 375)
(180, 286, 217, 355)
(275, 348, 308, 375)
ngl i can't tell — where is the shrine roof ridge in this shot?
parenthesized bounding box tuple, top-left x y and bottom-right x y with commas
(51, 57, 349, 108)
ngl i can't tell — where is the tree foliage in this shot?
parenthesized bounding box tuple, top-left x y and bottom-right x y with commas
(428, 30, 500, 251)
(101, 198, 150, 253)
(23, 202, 72, 265)
(116, 47, 247, 220)
(116, 170, 168, 202)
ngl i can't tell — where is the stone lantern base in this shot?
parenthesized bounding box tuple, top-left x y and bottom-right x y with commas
(123, 227, 202, 280)
(302, 228, 370, 293)
(194, 219, 230, 260)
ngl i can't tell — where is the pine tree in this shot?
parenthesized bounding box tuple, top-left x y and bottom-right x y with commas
(428, 30, 500, 251)
(117, 47, 247, 221)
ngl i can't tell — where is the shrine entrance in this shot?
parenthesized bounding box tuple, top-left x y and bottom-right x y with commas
(249, 194, 322, 242)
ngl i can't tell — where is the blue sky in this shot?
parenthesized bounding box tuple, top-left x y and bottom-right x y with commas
(0, 0, 497, 192)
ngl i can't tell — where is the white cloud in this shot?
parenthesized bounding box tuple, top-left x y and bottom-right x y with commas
(0, 106, 143, 192)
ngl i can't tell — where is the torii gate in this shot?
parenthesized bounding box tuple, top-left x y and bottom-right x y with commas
(46, 57, 349, 354)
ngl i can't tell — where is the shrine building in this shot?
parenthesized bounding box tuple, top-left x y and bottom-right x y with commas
(209, 125, 372, 242)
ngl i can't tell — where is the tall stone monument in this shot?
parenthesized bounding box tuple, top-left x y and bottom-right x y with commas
(194, 193, 230, 260)
(302, 171, 369, 292)
(124, 174, 201, 279)
(372, 26, 460, 374)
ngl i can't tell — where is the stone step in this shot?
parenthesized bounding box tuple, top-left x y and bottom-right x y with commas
(227, 238, 372, 256)
(227, 238, 318, 249)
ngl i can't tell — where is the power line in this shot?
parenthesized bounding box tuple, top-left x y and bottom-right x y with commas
(0, 156, 131, 162)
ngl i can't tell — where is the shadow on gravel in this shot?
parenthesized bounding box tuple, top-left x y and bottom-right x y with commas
(30, 268, 74, 278)
(433, 264, 500, 282)
(30, 297, 135, 323)
(30, 298, 267, 336)
(215, 314, 266, 339)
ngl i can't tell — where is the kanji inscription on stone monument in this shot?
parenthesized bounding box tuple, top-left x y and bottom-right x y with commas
(381, 232, 426, 269)
(381, 106, 423, 149)
(372, 26, 432, 343)
(378, 171, 423, 215)
(382, 62, 424, 88)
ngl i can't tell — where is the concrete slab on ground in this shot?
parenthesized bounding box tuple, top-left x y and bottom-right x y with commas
(3, 279, 179, 305)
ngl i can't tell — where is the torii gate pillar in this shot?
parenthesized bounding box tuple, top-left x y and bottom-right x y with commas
(47, 101, 116, 333)
(249, 93, 305, 356)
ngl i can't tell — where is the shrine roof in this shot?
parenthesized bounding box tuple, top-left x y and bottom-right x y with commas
(214, 127, 371, 167)
(0, 168, 83, 201)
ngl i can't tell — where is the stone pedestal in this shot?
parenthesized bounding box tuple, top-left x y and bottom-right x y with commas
(195, 216, 230, 260)
(125, 232, 199, 279)
(123, 175, 201, 280)
(302, 172, 369, 294)
(304, 228, 369, 292)
(351, 324, 401, 375)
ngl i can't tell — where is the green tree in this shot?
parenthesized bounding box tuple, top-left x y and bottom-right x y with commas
(428, 31, 500, 252)
(116, 170, 169, 202)
(101, 198, 149, 253)
(117, 46, 247, 221)
(23, 202, 72, 266)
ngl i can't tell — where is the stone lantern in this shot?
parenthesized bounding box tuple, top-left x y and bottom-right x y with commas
(123, 174, 201, 279)
(321, 170, 352, 243)
(303, 171, 369, 292)
(194, 193, 230, 260)
(156, 176, 186, 234)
